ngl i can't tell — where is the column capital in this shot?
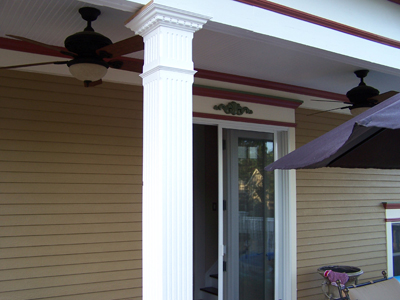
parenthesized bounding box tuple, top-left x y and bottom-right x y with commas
(126, 2, 210, 36)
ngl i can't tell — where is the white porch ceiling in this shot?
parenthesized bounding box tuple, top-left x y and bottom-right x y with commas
(1, 0, 400, 111)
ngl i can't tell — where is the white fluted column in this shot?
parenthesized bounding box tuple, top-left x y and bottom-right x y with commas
(126, 4, 209, 300)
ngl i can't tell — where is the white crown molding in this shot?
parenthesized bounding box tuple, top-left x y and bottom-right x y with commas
(126, 2, 210, 36)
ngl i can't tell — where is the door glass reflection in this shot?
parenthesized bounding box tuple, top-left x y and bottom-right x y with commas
(238, 138, 274, 300)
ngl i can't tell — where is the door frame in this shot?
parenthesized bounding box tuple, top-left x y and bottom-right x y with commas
(193, 117, 297, 300)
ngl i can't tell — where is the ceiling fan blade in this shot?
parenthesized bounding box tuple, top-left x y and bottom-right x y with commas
(369, 90, 398, 103)
(97, 35, 144, 59)
(6, 34, 76, 57)
(0, 60, 68, 70)
(307, 106, 352, 116)
(108, 59, 143, 73)
(84, 79, 102, 88)
(311, 99, 345, 103)
(311, 99, 352, 105)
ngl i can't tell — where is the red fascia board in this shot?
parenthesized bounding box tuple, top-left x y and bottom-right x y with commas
(235, 0, 400, 50)
(193, 112, 297, 127)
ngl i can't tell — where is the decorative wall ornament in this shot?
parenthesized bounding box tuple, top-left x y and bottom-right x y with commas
(213, 101, 253, 115)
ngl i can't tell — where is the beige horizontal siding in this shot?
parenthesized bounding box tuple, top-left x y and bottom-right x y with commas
(0, 70, 143, 299)
(296, 108, 400, 300)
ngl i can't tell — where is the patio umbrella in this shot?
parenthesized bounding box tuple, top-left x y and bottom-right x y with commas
(265, 93, 400, 170)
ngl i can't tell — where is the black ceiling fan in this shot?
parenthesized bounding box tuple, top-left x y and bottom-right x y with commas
(0, 7, 144, 87)
(311, 70, 398, 115)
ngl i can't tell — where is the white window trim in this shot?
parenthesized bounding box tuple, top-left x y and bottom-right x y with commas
(384, 203, 400, 278)
(193, 117, 297, 300)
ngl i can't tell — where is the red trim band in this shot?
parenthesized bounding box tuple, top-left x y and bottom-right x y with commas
(193, 112, 297, 127)
(383, 202, 400, 209)
(235, 0, 400, 50)
(386, 218, 400, 222)
(195, 69, 347, 102)
(193, 85, 302, 109)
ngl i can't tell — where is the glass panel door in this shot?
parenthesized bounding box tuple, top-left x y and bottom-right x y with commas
(225, 130, 275, 300)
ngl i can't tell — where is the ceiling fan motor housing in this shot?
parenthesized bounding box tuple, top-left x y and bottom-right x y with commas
(64, 7, 112, 82)
(64, 31, 112, 58)
(65, 7, 112, 58)
(346, 70, 380, 107)
(346, 85, 380, 106)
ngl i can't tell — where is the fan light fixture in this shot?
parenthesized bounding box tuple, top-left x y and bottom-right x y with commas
(64, 7, 111, 85)
(68, 60, 108, 82)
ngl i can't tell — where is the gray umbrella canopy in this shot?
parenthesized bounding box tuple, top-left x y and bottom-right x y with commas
(265, 93, 400, 170)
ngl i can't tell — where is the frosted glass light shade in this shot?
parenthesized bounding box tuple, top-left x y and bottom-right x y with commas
(68, 63, 108, 81)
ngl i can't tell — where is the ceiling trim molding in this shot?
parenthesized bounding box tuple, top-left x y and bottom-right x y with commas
(193, 112, 297, 127)
(235, 0, 400, 50)
(193, 85, 302, 109)
(0, 36, 345, 101)
(195, 69, 347, 101)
